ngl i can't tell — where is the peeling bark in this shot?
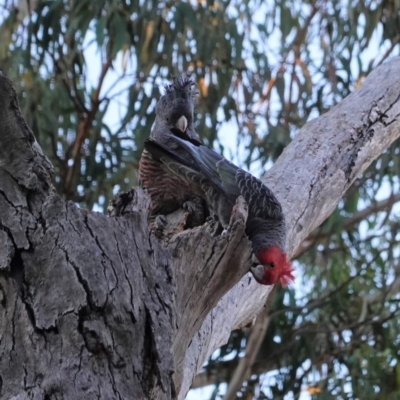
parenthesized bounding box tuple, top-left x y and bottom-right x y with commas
(0, 58, 400, 400)
(0, 76, 176, 399)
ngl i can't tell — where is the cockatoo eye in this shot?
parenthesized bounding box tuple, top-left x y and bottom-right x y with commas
(269, 262, 276, 269)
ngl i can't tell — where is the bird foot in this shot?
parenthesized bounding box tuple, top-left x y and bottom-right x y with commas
(205, 216, 223, 236)
(183, 201, 196, 214)
(205, 215, 218, 223)
(155, 215, 167, 228)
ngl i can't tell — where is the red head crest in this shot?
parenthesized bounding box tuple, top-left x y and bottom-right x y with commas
(251, 245, 294, 287)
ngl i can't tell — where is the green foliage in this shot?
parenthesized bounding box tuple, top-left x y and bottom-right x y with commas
(1, 0, 400, 398)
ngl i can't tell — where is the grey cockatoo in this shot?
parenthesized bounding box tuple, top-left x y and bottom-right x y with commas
(143, 134, 294, 286)
(139, 77, 206, 226)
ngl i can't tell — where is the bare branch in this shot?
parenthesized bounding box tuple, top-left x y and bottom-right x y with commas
(223, 286, 277, 400)
(64, 57, 113, 198)
(294, 192, 400, 258)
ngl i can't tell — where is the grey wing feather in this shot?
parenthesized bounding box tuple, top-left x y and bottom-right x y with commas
(145, 135, 283, 223)
(169, 137, 283, 222)
(166, 135, 232, 192)
(144, 139, 219, 199)
(236, 170, 283, 220)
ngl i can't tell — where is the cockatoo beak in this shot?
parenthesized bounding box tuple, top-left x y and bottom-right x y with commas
(250, 264, 265, 282)
(175, 115, 188, 132)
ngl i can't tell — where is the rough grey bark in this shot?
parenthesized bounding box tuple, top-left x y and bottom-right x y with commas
(0, 76, 177, 399)
(0, 57, 399, 400)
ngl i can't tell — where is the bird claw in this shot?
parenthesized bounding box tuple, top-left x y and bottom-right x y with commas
(155, 215, 167, 228)
(183, 201, 196, 214)
(205, 216, 214, 223)
(205, 215, 218, 223)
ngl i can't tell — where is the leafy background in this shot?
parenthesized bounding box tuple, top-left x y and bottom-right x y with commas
(1, 0, 400, 398)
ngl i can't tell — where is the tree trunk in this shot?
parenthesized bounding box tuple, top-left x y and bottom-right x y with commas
(0, 58, 399, 399)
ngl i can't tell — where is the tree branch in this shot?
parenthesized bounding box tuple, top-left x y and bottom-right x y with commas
(294, 192, 400, 258)
(0, 75, 176, 399)
(64, 57, 113, 198)
(223, 285, 277, 400)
